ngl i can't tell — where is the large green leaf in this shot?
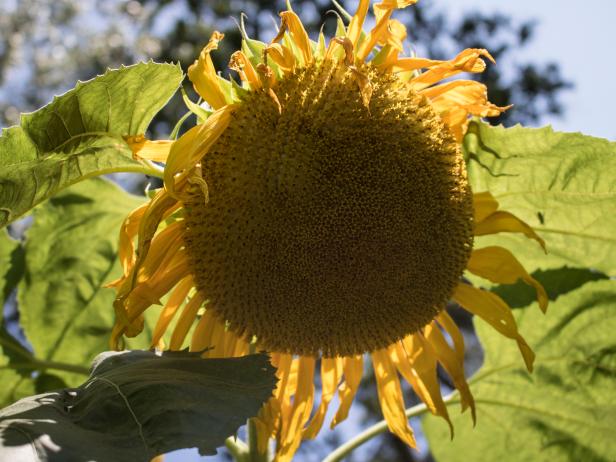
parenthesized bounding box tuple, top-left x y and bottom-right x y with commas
(0, 350, 277, 461)
(0, 62, 182, 228)
(423, 279, 616, 461)
(0, 230, 34, 406)
(17, 178, 148, 387)
(0, 230, 22, 309)
(465, 121, 616, 276)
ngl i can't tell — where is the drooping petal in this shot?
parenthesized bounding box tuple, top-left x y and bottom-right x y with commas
(187, 31, 228, 110)
(303, 357, 343, 440)
(371, 348, 417, 448)
(107, 201, 149, 287)
(277, 356, 316, 462)
(391, 57, 446, 73)
(346, 0, 371, 50)
(190, 308, 219, 352)
(424, 322, 476, 423)
(409, 48, 495, 91)
(273, 11, 313, 66)
(163, 104, 236, 199)
(453, 283, 535, 371)
(473, 191, 499, 223)
(124, 135, 173, 162)
(435, 311, 466, 365)
(266, 42, 296, 75)
(394, 338, 453, 436)
(475, 210, 546, 250)
(169, 291, 205, 350)
(331, 355, 363, 428)
(426, 80, 510, 118)
(357, 8, 394, 61)
(229, 51, 263, 90)
(358, 0, 414, 61)
(468, 246, 548, 312)
(150, 276, 194, 348)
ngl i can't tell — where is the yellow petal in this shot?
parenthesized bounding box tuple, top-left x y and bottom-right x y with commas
(468, 246, 548, 312)
(108, 201, 149, 287)
(347, 0, 370, 50)
(435, 311, 466, 365)
(426, 80, 510, 118)
(453, 283, 535, 371)
(277, 356, 316, 462)
(331, 355, 363, 428)
(371, 348, 417, 448)
(273, 11, 313, 66)
(169, 291, 205, 350)
(475, 210, 546, 251)
(349, 65, 373, 107)
(424, 322, 476, 423)
(190, 309, 219, 353)
(391, 56, 447, 73)
(394, 338, 453, 437)
(357, 8, 393, 61)
(187, 31, 228, 109)
(134, 221, 184, 285)
(303, 357, 343, 440)
(163, 104, 235, 199)
(266, 43, 296, 75)
(150, 275, 194, 349)
(473, 191, 499, 223)
(124, 135, 173, 162)
(229, 50, 262, 90)
(409, 48, 495, 91)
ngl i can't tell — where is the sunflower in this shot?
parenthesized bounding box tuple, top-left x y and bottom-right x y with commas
(110, 1, 548, 460)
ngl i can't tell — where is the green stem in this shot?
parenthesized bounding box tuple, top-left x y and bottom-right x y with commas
(247, 417, 269, 462)
(0, 359, 90, 376)
(96, 163, 165, 180)
(322, 393, 457, 462)
(225, 436, 249, 462)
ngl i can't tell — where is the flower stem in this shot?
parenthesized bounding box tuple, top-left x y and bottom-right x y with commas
(323, 392, 457, 462)
(225, 436, 249, 462)
(0, 359, 90, 376)
(247, 417, 269, 462)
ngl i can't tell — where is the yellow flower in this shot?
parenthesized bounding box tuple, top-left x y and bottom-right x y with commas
(110, 1, 547, 460)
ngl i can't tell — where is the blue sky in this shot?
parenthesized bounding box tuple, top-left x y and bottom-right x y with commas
(436, 0, 616, 140)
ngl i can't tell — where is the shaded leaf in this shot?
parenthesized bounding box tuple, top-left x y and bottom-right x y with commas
(465, 121, 616, 276)
(0, 230, 23, 312)
(492, 266, 608, 308)
(0, 350, 277, 461)
(18, 178, 148, 387)
(424, 279, 616, 462)
(0, 62, 182, 227)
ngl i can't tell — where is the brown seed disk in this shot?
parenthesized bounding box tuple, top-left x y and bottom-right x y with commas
(182, 61, 473, 357)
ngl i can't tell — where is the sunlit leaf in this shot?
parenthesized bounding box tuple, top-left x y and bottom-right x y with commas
(0, 62, 182, 228)
(0, 350, 277, 461)
(465, 121, 616, 276)
(17, 178, 148, 387)
(424, 279, 616, 461)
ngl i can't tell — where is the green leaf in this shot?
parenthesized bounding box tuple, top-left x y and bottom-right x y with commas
(0, 230, 23, 312)
(0, 350, 277, 461)
(423, 279, 616, 462)
(492, 266, 608, 309)
(465, 121, 616, 276)
(0, 62, 182, 228)
(0, 230, 35, 407)
(17, 178, 148, 387)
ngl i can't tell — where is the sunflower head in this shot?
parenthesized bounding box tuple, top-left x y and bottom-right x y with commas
(112, 1, 547, 460)
(182, 58, 474, 357)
